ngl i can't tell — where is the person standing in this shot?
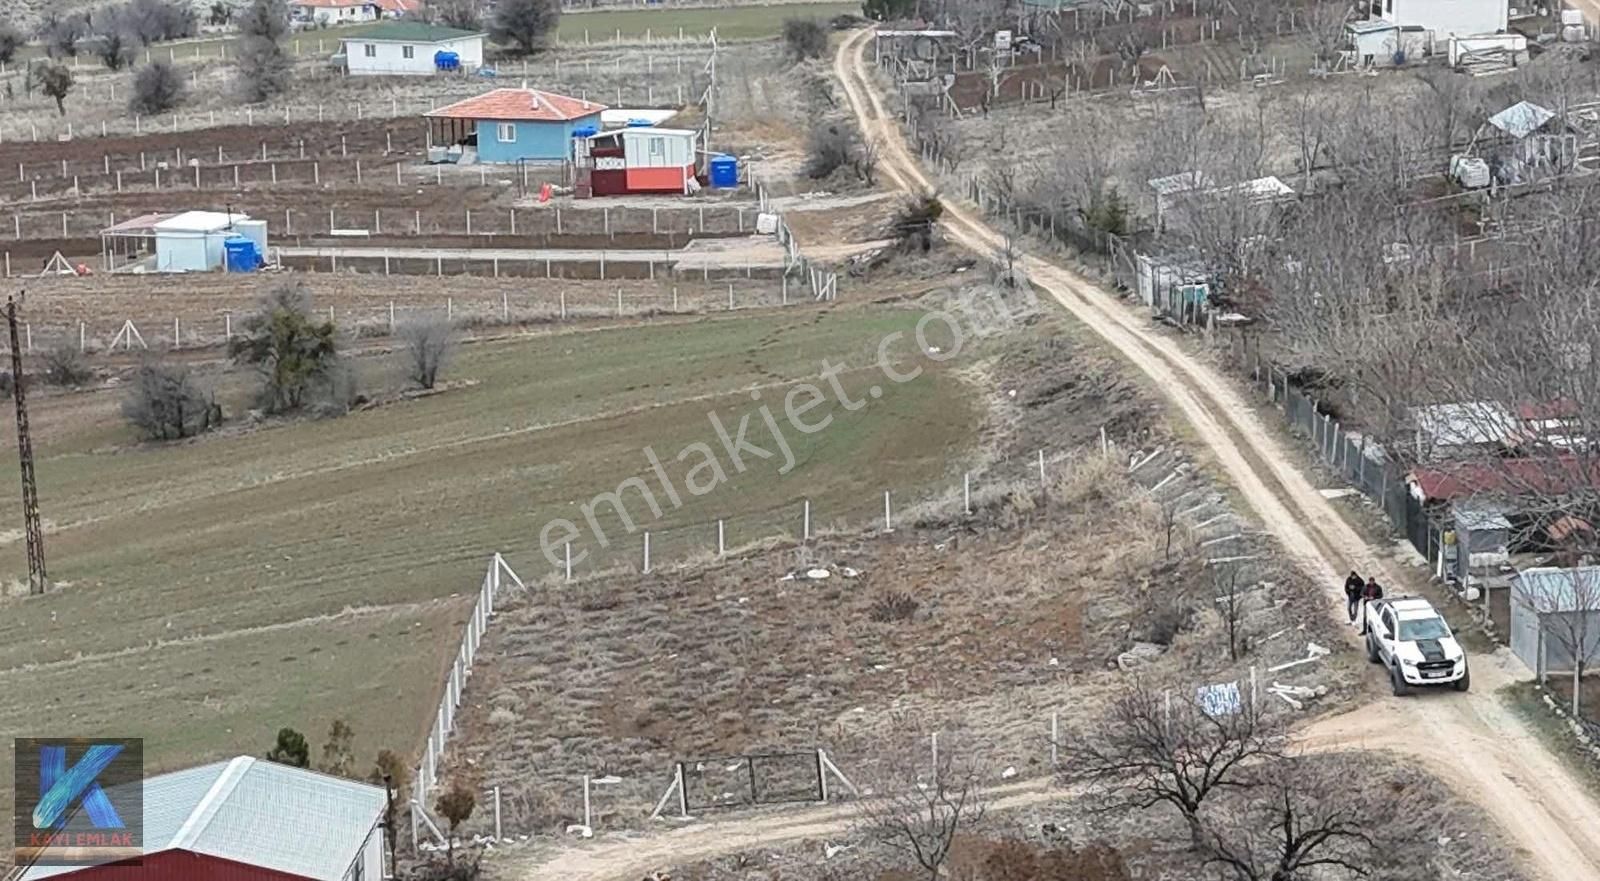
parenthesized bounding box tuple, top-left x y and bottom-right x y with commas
(1358, 578, 1384, 634)
(1344, 571, 1365, 623)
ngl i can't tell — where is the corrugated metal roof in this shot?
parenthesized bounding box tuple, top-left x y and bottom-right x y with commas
(426, 88, 606, 122)
(20, 758, 384, 881)
(1514, 566, 1600, 612)
(1489, 101, 1556, 139)
(154, 211, 250, 234)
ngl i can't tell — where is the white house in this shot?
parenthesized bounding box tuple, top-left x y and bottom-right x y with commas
(290, 0, 378, 28)
(1376, 0, 1508, 35)
(341, 22, 485, 75)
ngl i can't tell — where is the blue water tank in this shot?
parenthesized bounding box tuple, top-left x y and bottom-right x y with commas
(708, 155, 738, 189)
(572, 125, 598, 138)
(626, 118, 653, 128)
(434, 50, 460, 71)
(224, 236, 260, 272)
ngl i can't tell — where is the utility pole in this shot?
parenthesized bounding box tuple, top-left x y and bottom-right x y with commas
(7, 294, 45, 595)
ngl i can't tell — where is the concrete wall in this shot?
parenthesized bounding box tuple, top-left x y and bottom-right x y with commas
(476, 112, 602, 163)
(346, 36, 483, 75)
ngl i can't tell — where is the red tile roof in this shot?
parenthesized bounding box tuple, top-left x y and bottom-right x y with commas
(425, 89, 606, 122)
(372, 0, 420, 12)
(1410, 455, 1600, 502)
(291, 0, 366, 7)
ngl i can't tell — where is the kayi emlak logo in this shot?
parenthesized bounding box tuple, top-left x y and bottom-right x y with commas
(14, 738, 143, 867)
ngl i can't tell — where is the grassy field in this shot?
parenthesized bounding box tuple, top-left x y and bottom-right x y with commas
(0, 300, 980, 826)
(556, 1, 860, 40)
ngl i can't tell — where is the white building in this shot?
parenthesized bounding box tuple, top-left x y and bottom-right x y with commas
(290, 0, 378, 28)
(1375, 0, 1508, 37)
(341, 22, 485, 75)
(100, 210, 267, 273)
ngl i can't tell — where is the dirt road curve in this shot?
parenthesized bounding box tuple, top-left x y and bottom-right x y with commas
(489, 30, 1600, 881)
(830, 25, 1600, 881)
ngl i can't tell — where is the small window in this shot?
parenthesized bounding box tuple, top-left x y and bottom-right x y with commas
(402, 45, 414, 59)
(363, 43, 376, 58)
(648, 137, 665, 158)
(497, 123, 516, 143)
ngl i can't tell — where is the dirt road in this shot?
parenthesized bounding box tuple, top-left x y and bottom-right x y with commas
(832, 25, 1600, 881)
(485, 30, 1600, 881)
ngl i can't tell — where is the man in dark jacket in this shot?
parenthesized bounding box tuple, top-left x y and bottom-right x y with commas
(1358, 578, 1384, 634)
(1344, 571, 1365, 623)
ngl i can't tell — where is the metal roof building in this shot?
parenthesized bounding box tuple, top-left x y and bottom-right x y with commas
(19, 757, 387, 881)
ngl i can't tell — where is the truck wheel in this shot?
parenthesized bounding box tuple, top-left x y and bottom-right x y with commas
(1366, 635, 1380, 663)
(1391, 665, 1410, 697)
(1454, 667, 1471, 692)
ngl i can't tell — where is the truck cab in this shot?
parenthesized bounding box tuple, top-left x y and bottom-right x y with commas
(1365, 596, 1469, 695)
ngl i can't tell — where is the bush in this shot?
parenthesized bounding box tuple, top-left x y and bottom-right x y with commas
(0, 21, 23, 65)
(92, 29, 135, 70)
(1083, 184, 1130, 237)
(890, 192, 943, 252)
(861, 0, 917, 20)
(805, 123, 858, 179)
(868, 590, 919, 623)
(491, 0, 560, 55)
(210, 1, 233, 25)
(121, 0, 199, 44)
(41, 345, 93, 387)
(129, 60, 186, 115)
(369, 749, 412, 803)
(38, 12, 89, 58)
(399, 314, 456, 390)
(236, 0, 291, 102)
(122, 360, 220, 440)
(265, 727, 310, 767)
(229, 283, 349, 414)
(782, 18, 827, 61)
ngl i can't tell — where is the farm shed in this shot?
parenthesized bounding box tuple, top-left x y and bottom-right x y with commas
(1509, 566, 1600, 675)
(100, 211, 266, 273)
(425, 88, 606, 164)
(576, 127, 701, 197)
(340, 22, 484, 76)
(17, 756, 386, 881)
(1346, 20, 1428, 66)
(1476, 101, 1581, 183)
(1447, 503, 1512, 583)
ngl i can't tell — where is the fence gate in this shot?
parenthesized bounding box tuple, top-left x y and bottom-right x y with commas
(677, 751, 823, 813)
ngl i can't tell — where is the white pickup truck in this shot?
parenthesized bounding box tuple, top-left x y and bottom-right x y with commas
(1364, 596, 1469, 695)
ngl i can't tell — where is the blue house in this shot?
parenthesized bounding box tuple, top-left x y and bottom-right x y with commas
(425, 88, 606, 163)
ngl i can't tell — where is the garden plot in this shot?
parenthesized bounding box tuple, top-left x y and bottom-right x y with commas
(442, 316, 1354, 847)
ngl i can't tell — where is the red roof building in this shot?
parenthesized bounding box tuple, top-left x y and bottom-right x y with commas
(425, 89, 606, 163)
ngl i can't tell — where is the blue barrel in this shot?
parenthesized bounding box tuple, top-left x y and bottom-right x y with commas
(434, 50, 460, 71)
(708, 155, 738, 188)
(224, 236, 260, 272)
(572, 125, 598, 138)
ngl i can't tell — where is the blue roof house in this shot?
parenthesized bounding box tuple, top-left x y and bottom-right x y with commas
(425, 88, 607, 163)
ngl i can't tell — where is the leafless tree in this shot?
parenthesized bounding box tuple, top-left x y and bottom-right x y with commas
(1517, 567, 1600, 715)
(400, 314, 457, 390)
(1296, 0, 1353, 69)
(855, 749, 987, 881)
(1057, 679, 1284, 848)
(1213, 561, 1251, 661)
(1203, 756, 1382, 881)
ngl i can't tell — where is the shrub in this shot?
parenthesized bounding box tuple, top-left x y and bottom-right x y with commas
(782, 18, 827, 61)
(122, 0, 199, 44)
(318, 719, 355, 777)
(0, 21, 23, 65)
(435, 779, 476, 864)
(129, 60, 186, 115)
(210, 1, 233, 25)
(399, 314, 456, 390)
(491, 0, 560, 56)
(868, 590, 919, 623)
(41, 345, 93, 387)
(890, 192, 943, 252)
(229, 283, 348, 414)
(369, 749, 412, 803)
(806, 123, 858, 179)
(92, 29, 135, 70)
(38, 12, 89, 58)
(1083, 184, 1130, 237)
(122, 360, 220, 440)
(265, 727, 310, 767)
(236, 0, 291, 102)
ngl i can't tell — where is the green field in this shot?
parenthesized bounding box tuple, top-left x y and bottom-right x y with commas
(0, 303, 979, 813)
(556, 2, 861, 40)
